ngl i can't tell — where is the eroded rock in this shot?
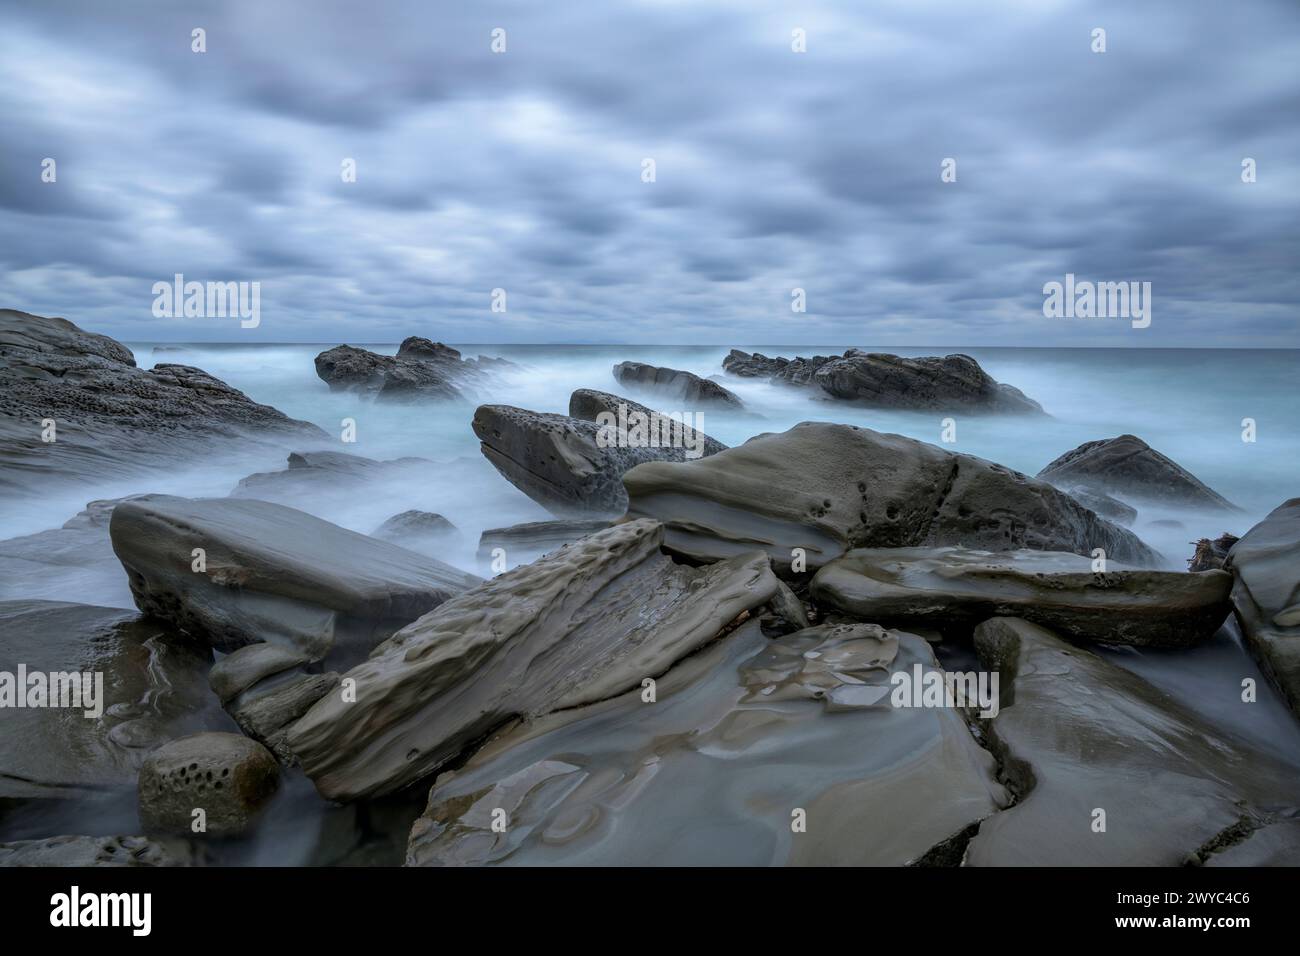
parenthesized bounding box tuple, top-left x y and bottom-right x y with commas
(569, 388, 728, 457)
(612, 361, 744, 408)
(1037, 434, 1238, 511)
(138, 732, 280, 837)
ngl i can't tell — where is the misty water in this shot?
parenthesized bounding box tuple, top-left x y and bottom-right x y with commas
(4, 344, 1298, 863)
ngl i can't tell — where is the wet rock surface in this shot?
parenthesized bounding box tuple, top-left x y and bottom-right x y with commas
(476, 518, 613, 565)
(1037, 434, 1238, 511)
(109, 495, 481, 661)
(0, 834, 191, 867)
(624, 422, 1158, 572)
(1226, 499, 1300, 716)
(288, 520, 780, 801)
(138, 732, 281, 837)
(209, 644, 338, 764)
(964, 617, 1300, 865)
(612, 361, 744, 408)
(812, 547, 1232, 648)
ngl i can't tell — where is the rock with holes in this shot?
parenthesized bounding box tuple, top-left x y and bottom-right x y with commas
(0, 600, 223, 800)
(109, 495, 481, 663)
(138, 733, 280, 837)
(1037, 434, 1238, 511)
(1225, 499, 1300, 717)
(612, 361, 744, 408)
(288, 519, 780, 801)
(0, 834, 193, 867)
(811, 547, 1232, 647)
(623, 422, 1159, 573)
(406, 619, 1008, 865)
(569, 388, 728, 457)
(964, 617, 1300, 865)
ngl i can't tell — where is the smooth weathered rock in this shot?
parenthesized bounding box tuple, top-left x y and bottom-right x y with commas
(208, 644, 336, 763)
(405, 620, 1008, 865)
(812, 547, 1231, 648)
(289, 520, 780, 801)
(473, 404, 705, 516)
(0, 835, 190, 867)
(0, 600, 224, 800)
(569, 388, 728, 457)
(0, 311, 326, 497)
(1189, 531, 1239, 572)
(812, 352, 1044, 413)
(138, 733, 280, 837)
(1226, 499, 1300, 717)
(624, 422, 1158, 572)
(314, 345, 461, 400)
(1061, 487, 1137, 527)
(612, 361, 744, 408)
(372, 510, 458, 545)
(964, 617, 1300, 865)
(209, 643, 313, 704)
(476, 518, 613, 564)
(1037, 434, 1238, 511)
(109, 495, 481, 661)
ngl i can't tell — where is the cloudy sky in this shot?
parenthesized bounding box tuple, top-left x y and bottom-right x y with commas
(1, 0, 1297, 345)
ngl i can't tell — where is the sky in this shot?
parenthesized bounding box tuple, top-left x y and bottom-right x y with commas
(0, 0, 1297, 346)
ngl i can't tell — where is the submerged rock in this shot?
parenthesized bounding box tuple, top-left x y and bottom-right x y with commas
(569, 388, 728, 457)
(812, 547, 1232, 648)
(371, 510, 458, 548)
(0, 600, 223, 800)
(0, 835, 190, 867)
(476, 518, 613, 565)
(0, 310, 325, 497)
(612, 361, 744, 408)
(1061, 487, 1137, 527)
(138, 733, 280, 837)
(623, 422, 1158, 572)
(109, 495, 480, 661)
(231, 451, 433, 505)
(965, 617, 1300, 865)
(1225, 499, 1300, 717)
(473, 404, 704, 517)
(405, 620, 1008, 865)
(314, 339, 512, 401)
(1037, 434, 1238, 511)
(288, 520, 780, 801)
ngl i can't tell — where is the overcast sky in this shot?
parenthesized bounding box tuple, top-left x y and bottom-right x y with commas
(1, 0, 1297, 345)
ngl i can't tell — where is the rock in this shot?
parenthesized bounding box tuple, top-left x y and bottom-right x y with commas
(964, 617, 1300, 865)
(473, 404, 704, 516)
(723, 349, 833, 386)
(109, 495, 481, 662)
(476, 518, 613, 565)
(612, 361, 744, 408)
(761, 578, 810, 636)
(623, 422, 1159, 572)
(1189, 532, 1239, 572)
(314, 344, 461, 400)
(406, 619, 1008, 865)
(0, 835, 189, 867)
(138, 733, 280, 837)
(569, 388, 728, 457)
(0, 310, 326, 497)
(287, 520, 780, 801)
(209, 643, 313, 704)
(0, 600, 224, 799)
(811, 352, 1044, 414)
(208, 644, 337, 763)
(1037, 434, 1238, 511)
(1060, 487, 1137, 527)
(812, 547, 1232, 648)
(372, 510, 458, 546)
(1202, 819, 1300, 866)
(231, 450, 433, 504)
(1225, 499, 1300, 717)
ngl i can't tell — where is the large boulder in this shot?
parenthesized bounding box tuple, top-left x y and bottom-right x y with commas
(623, 422, 1159, 572)
(287, 520, 780, 801)
(1225, 499, 1300, 717)
(137, 732, 280, 837)
(1037, 434, 1238, 511)
(0, 310, 326, 497)
(0, 600, 224, 799)
(812, 352, 1044, 414)
(406, 619, 1008, 865)
(568, 388, 728, 457)
(612, 361, 744, 408)
(109, 495, 481, 662)
(811, 547, 1232, 648)
(964, 617, 1300, 865)
(472, 404, 705, 516)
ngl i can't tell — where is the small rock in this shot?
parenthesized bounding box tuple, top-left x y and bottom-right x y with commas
(138, 733, 280, 837)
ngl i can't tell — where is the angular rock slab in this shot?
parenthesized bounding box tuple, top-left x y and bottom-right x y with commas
(405, 621, 1009, 865)
(0, 600, 224, 799)
(1037, 434, 1238, 511)
(569, 388, 728, 457)
(1226, 498, 1300, 717)
(612, 361, 743, 408)
(288, 520, 780, 801)
(812, 547, 1232, 648)
(623, 422, 1158, 572)
(964, 617, 1300, 866)
(109, 495, 481, 661)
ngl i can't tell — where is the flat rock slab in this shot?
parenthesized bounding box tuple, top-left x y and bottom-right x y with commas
(964, 617, 1300, 865)
(476, 518, 613, 565)
(624, 422, 1158, 572)
(1226, 498, 1300, 717)
(109, 495, 481, 661)
(812, 547, 1232, 648)
(1037, 434, 1238, 511)
(569, 388, 728, 457)
(405, 620, 1008, 865)
(0, 600, 225, 799)
(288, 520, 780, 801)
(612, 361, 744, 408)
